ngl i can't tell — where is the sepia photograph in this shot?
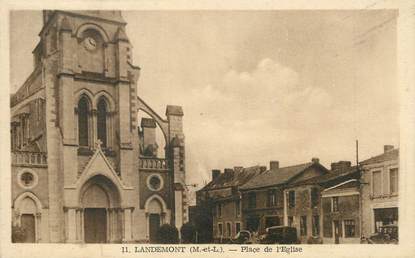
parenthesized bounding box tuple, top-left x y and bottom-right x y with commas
(8, 9, 402, 245)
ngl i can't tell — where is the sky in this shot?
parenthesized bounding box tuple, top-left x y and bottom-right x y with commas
(10, 10, 399, 192)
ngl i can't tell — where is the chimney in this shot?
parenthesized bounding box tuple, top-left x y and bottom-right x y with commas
(311, 157, 320, 164)
(260, 166, 267, 173)
(384, 145, 394, 153)
(331, 161, 351, 171)
(212, 169, 221, 181)
(234, 166, 243, 173)
(270, 161, 279, 170)
(224, 168, 234, 177)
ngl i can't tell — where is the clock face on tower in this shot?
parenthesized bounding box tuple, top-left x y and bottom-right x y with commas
(83, 37, 97, 51)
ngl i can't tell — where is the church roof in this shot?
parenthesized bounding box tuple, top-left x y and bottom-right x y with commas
(166, 105, 184, 116)
(141, 118, 157, 128)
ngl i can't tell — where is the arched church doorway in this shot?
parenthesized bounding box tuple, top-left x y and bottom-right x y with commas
(146, 196, 165, 242)
(80, 175, 121, 243)
(19, 197, 37, 243)
(13, 192, 43, 243)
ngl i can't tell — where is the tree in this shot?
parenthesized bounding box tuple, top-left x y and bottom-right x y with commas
(180, 223, 196, 243)
(12, 225, 26, 243)
(156, 224, 179, 244)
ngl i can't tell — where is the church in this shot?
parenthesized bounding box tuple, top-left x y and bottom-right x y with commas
(10, 10, 188, 243)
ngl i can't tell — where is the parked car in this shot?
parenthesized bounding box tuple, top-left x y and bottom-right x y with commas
(259, 226, 299, 244)
(230, 230, 253, 244)
(363, 225, 398, 244)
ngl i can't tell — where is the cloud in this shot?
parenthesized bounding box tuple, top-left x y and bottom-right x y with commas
(183, 58, 334, 186)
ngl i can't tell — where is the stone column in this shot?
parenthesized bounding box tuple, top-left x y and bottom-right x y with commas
(108, 209, 112, 242)
(80, 209, 84, 242)
(76, 208, 82, 241)
(35, 212, 42, 242)
(145, 212, 150, 240)
(122, 208, 133, 242)
(106, 208, 112, 243)
(116, 208, 122, 242)
(66, 208, 77, 242)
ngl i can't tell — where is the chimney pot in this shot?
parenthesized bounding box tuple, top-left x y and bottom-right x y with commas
(212, 169, 221, 181)
(270, 161, 279, 170)
(384, 145, 394, 153)
(234, 166, 243, 173)
(331, 161, 351, 171)
(312, 157, 319, 163)
(224, 168, 234, 177)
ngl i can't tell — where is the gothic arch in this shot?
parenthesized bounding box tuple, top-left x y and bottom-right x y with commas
(13, 192, 43, 242)
(144, 194, 168, 213)
(75, 23, 110, 43)
(94, 91, 115, 111)
(75, 89, 94, 107)
(13, 191, 43, 210)
(79, 174, 121, 208)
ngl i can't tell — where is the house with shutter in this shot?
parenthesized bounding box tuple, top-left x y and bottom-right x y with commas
(196, 166, 265, 243)
(239, 159, 329, 237)
(280, 160, 361, 244)
(360, 145, 399, 239)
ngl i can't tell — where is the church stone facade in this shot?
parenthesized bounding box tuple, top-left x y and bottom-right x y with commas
(10, 10, 187, 243)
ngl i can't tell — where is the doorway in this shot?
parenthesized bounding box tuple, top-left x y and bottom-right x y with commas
(149, 214, 161, 243)
(21, 214, 36, 243)
(84, 208, 107, 243)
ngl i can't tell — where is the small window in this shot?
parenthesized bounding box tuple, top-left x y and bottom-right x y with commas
(311, 188, 319, 208)
(300, 216, 307, 236)
(235, 222, 241, 234)
(149, 176, 161, 190)
(248, 192, 256, 209)
(372, 170, 382, 196)
(227, 222, 232, 237)
(389, 168, 398, 194)
(267, 189, 277, 207)
(147, 174, 163, 191)
(18, 170, 38, 189)
(217, 203, 222, 218)
(312, 215, 320, 236)
(288, 190, 296, 208)
(21, 172, 34, 187)
(218, 223, 223, 237)
(288, 216, 294, 227)
(235, 199, 241, 217)
(332, 197, 339, 212)
(344, 220, 356, 238)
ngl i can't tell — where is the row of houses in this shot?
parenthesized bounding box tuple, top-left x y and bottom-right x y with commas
(193, 145, 399, 244)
